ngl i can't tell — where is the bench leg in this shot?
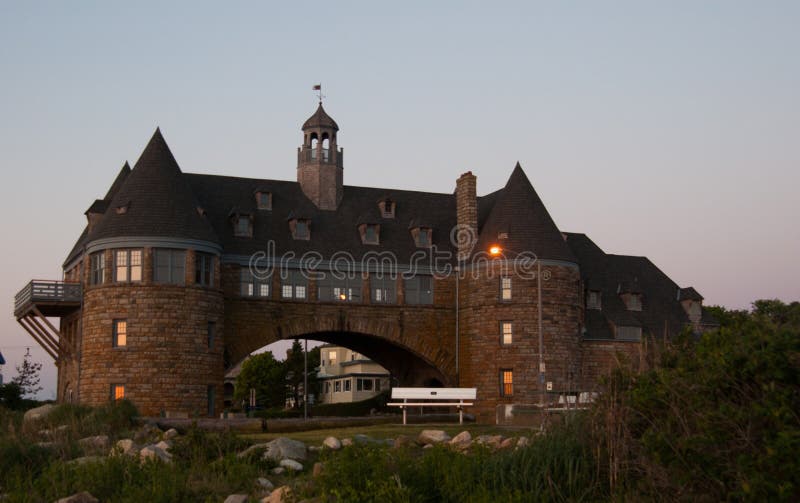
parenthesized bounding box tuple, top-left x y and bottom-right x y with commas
(402, 407, 407, 425)
(459, 405, 463, 425)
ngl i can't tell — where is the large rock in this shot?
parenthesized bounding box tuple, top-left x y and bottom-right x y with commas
(262, 486, 292, 503)
(223, 495, 249, 503)
(113, 439, 139, 457)
(155, 440, 172, 451)
(140, 445, 172, 463)
(162, 428, 179, 440)
(78, 435, 110, 452)
(238, 442, 270, 459)
(134, 424, 161, 443)
(312, 462, 324, 478)
(516, 436, 530, 448)
(341, 438, 353, 447)
(24, 404, 56, 423)
(279, 459, 303, 472)
(499, 437, 516, 450)
(475, 435, 503, 449)
(322, 436, 341, 450)
(262, 437, 307, 462)
(449, 431, 472, 450)
(417, 430, 451, 445)
(256, 477, 274, 492)
(39, 425, 69, 438)
(393, 435, 413, 449)
(352, 434, 375, 445)
(55, 492, 99, 503)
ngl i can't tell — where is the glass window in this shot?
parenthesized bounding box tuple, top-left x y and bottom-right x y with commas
(363, 225, 379, 245)
(256, 192, 272, 210)
(113, 319, 127, 348)
(381, 200, 395, 218)
(280, 270, 308, 300)
(207, 321, 215, 349)
(153, 249, 186, 285)
(318, 273, 361, 302)
(415, 228, 431, 247)
(235, 216, 251, 237)
(114, 249, 142, 283)
(501, 322, 513, 345)
(363, 379, 373, 391)
(111, 384, 125, 401)
(90, 252, 105, 285)
(625, 294, 642, 311)
(587, 290, 601, 310)
(501, 277, 512, 301)
(195, 253, 214, 287)
(334, 380, 341, 392)
(344, 379, 351, 392)
(240, 267, 270, 297)
(294, 220, 310, 240)
(371, 275, 396, 304)
(404, 275, 433, 305)
(616, 326, 642, 341)
(500, 370, 513, 396)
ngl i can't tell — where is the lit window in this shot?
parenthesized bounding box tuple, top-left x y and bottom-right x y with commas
(195, 253, 214, 287)
(587, 290, 601, 310)
(318, 274, 362, 302)
(111, 384, 125, 401)
(281, 270, 308, 300)
(154, 249, 186, 285)
(501, 277, 512, 300)
(256, 192, 272, 210)
(371, 275, 396, 304)
(90, 252, 105, 285)
(115, 250, 143, 283)
(240, 268, 270, 298)
(329, 351, 337, 363)
(113, 319, 127, 348)
(500, 370, 513, 396)
(404, 275, 433, 305)
(501, 322, 513, 345)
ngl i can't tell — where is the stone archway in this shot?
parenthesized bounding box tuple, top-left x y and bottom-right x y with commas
(224, 300, 456, 386)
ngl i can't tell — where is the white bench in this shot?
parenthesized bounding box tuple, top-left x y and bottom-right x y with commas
(388, 387, 477, 425)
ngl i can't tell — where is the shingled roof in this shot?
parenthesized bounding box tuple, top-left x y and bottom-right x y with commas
(88, 129, 218, 244)
(563, 232, 712, 338)
(474, 163, 576, 263)
(302, 103, 339, 131)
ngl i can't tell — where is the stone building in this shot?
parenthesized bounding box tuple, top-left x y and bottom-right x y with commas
(13, 102, 715, 422)
(317, 345, 390, 404)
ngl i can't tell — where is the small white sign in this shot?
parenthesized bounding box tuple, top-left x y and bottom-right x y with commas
(546, 381, 553, 391)
(539, 362, 546, 373)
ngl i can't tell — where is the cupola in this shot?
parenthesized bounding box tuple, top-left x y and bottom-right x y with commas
(297, 103, 343, 211)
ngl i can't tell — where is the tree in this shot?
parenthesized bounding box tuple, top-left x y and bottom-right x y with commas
(284, 340, 321, 409)
(0, 382, 23, 409)
(233, 351, 286, 408)
(12, 348, 42, 398)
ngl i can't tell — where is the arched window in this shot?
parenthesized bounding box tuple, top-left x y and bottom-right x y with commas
(310, 133, 319, 159)
(321, 133, 330, 161)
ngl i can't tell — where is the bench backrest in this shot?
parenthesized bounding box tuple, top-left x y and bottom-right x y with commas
(391, 387, 477, 400)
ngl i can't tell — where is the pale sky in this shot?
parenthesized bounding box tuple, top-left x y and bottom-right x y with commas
(1, 1, 798, 398)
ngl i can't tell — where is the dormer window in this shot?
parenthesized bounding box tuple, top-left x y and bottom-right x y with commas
(234, 215, 252, 238)
(621, 293, 642, 311)
(291, 219, 310, 240)
(256, 192, 272, 210)
(379, 199, 395, 219)
(359, 224, 380, 245)
(587, 290, 601, 310)
(411, 227, 432, 248)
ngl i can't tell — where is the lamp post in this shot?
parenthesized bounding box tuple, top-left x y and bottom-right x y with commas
(489, 245, 546, 408)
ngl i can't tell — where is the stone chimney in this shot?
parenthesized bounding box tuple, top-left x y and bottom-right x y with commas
(455, 171, 478, 260)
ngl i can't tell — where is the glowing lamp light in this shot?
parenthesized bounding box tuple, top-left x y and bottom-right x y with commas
(489, 245, 502, 256)
(339, 293, 347, 300)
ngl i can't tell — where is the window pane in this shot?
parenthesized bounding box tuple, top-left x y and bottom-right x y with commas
(113, 385, 125, 400)
(295, 285, 306, 299)
(282, 284, 293, 298)
(502, 322, 513, 344)
(114, 320, 127, 347)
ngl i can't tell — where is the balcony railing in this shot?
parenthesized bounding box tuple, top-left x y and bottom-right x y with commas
(14, 280, 82, 317)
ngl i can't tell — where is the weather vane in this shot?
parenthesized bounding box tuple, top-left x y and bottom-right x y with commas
(312, 83, 325, 104)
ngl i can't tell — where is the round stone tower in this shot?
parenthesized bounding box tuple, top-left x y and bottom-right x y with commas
(457, 164, 582, 423)
(75, 129, 225, 417)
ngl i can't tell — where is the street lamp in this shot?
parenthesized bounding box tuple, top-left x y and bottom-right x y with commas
(488, 244, 546, 408)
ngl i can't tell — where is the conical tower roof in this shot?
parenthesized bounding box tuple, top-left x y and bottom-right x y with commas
(302, 103, 339, 131)
(475, 163, 576, 263)
(88, 128, 218, 244)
